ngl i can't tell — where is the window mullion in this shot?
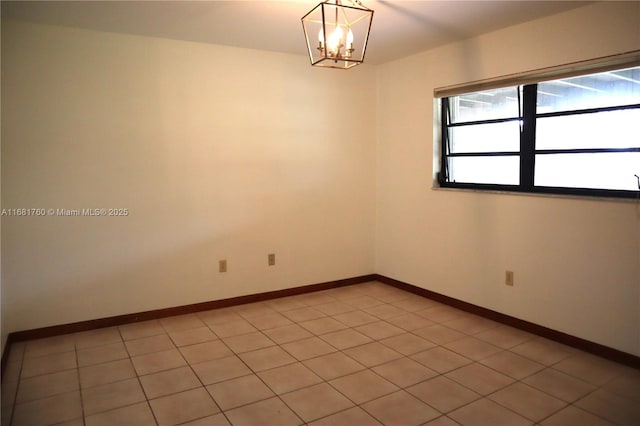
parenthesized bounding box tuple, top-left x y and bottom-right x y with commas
(439, 97, 450, 184)
(520, 84, 537, 189)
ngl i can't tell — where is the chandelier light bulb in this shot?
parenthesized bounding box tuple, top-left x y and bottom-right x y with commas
(328, 25, 343, 53)
(346, 28, 354, 49)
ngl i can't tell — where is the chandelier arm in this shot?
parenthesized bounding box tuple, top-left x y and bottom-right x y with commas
(340, 7, 351, 27)
(348, 13, 371, 26)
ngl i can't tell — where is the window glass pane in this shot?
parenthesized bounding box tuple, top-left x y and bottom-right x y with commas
(450, 86, 520, 123)
(448, 156, 519, 185)
(535, 152, 640, 191)
(537, 66, 640, 113)
(450, 121, 521, 153)
(536, 109, 640, 150)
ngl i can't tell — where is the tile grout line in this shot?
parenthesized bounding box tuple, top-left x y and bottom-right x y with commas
(155, 318, 227, 423)
(234, 293, 361, 424)
(298, 306, 629, 426)
(117, 323, 160, 426)
(182, 317, 251, 426)
(74, 339, 87, 426)
(426, 330, 630, 426)
(326, 295, 594, 425)
(236, 294, 340, 426)
(252, 293, 438, 425)
(5, 283, 639, 426)
(7, 342, 25, 426)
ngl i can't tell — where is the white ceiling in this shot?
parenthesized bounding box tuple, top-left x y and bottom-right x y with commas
(2, 0, 593, 65)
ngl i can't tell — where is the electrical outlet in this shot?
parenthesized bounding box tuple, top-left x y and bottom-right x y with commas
(268, 253, 275, 266)
(219, 259, 227, 273)
(505, 270, 514, 286)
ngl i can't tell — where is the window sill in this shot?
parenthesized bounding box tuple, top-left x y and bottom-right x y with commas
(431, 184, 640, 204)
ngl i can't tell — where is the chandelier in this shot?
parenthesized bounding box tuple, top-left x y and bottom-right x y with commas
(301, 0, 374, 69)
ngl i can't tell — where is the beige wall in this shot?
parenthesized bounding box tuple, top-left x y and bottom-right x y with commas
(1, 21, 376, 333)
(2, 1, 639, 357)
(376, 1, 640, 355)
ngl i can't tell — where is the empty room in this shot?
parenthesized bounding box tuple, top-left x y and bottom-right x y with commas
(1, 1, 639, 425)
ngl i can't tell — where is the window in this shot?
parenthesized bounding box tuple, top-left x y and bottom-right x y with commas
(438, 62, 640, 198)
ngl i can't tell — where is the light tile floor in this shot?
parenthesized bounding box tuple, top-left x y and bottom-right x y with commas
(2, 281, 640, 426)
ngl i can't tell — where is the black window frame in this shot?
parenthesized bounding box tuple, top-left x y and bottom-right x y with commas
(438, 72, 640, 200)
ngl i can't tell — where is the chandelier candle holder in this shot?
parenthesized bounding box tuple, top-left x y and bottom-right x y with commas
(302, 0, 373, 69)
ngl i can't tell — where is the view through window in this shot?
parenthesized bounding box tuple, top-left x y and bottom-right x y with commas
(439, 65, 640, 198)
